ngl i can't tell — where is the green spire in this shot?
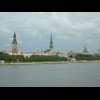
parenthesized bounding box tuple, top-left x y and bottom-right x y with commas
(49, 32, 53, 49)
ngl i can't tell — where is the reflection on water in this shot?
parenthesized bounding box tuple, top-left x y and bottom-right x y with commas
(0, 63, 100, 87)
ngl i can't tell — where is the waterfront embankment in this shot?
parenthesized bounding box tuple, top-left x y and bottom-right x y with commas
(0, 60, 100, 65)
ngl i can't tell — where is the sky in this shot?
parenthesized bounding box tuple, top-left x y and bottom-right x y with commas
(0, 12, 100, 53)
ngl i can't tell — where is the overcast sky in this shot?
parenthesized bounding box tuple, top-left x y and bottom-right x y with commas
(0, 12, 100, 53)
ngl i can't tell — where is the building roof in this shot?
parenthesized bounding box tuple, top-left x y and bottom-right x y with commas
(12, 32, 17, 44)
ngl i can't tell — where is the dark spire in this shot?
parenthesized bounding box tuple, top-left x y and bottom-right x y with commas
(49, 32, 53, 50)
(50, 32, 53, 44)
(83, 44, 88, 53)
(12, 32, 18, 54)
(13, 32, 16, 39)
(12, 32, 17, 44)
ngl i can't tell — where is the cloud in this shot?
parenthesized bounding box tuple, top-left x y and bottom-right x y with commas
(0, 12, 100, 52)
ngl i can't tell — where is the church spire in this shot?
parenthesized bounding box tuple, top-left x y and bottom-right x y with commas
(83, 44, 88, 53)
(12, 32, 18, 54)
(13, 32, 16, 39)
(12, 32, 17, 44)
(50, 32, 53, 44)
(49, 32, 53, 51)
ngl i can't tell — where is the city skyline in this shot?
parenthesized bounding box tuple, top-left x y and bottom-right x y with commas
(0, 12, 100, 53)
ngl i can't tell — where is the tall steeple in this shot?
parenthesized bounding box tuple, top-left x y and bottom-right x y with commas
(12, 32, 18, 54)
(83, 44, 88, 54)
(49, 32, 53, 52)
(12, 32, 17, 44)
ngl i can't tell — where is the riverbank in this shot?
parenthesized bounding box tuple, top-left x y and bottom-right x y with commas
(1, 62, 68, 65)
(1, 60, 100, 65)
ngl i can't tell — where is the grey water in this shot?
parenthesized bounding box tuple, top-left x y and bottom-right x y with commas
(0, 62, 100, 87)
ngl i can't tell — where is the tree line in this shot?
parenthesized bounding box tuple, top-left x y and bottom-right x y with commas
(1, 52, 100, 63)
(0, 52, 67, 63)
(75, 54, 100, 61)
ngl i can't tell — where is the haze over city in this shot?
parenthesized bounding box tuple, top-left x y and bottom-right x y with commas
(0, 12, 100, 53)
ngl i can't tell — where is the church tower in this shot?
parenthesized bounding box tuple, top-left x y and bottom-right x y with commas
(83, 44, 89, 54)
(12, 32, 18, 54)
(49, 33, 54, 52)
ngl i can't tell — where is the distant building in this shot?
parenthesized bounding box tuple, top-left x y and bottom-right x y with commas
(70, 58, 76, 62)
(0, 51, 8, 54)
(56, 52, 67, 58)
(21, 52, 32, 58)
(12, 32, 18, 55)
(82, 44, 89, 54)
(0, 60, 4, 64)
(67, 50, 77, 58)
(49, 33, 54, 53)
(44, 33, 54, 54)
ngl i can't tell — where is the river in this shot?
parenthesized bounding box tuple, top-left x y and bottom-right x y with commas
(0, 62, 100, 87)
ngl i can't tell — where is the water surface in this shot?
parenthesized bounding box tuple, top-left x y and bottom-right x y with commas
(0, 63, 100, 87)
